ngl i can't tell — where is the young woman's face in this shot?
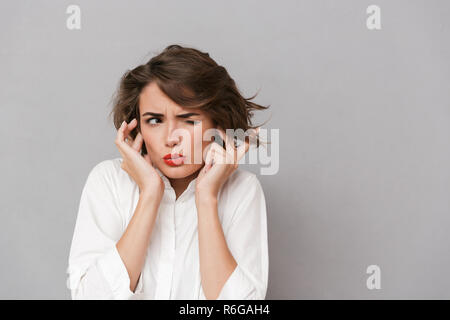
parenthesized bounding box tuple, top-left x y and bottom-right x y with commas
(138, 82, 216, 179)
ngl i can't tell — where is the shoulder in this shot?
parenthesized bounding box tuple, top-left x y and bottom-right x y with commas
(90, 157, 121, 173)
(218, 169, 267, 233)
(76, 159, 129, 238)
(225, 168, 258, 188)
(87, 157, 124, 179)
(84, 158, 133, 194)
(220, 168, 264, 203)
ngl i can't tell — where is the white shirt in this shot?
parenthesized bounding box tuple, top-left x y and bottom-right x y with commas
(66, 157, 269, 300)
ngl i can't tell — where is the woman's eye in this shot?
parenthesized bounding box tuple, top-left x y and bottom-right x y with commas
(147, 118, 161, 125)
(146, 118, 199, 126)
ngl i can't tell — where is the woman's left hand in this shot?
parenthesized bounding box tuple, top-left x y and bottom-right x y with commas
(195, 127, 258, 201)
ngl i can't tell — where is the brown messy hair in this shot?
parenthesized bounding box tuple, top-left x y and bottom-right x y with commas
(108, 44, 270, 155)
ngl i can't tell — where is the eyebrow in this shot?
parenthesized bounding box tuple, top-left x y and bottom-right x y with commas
(142, 112, 200, 118)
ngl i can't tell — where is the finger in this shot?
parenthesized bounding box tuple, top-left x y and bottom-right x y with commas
(115, 122, 135, 155)
(202, 142, 213, 162)
(125, 136, 133, 147)
(206, 152, 214, 169)
(116, 137, 134, 158)
(216, 127, 236, 152)
(216, 127, 237, 164)
(115, 121, 129, 155)
(118, 119, 137, 147)
(235, 127, 258, 162)
(131, 132, 143, 151)
(210, 142, 227, 164)
(204, 146, 215, 172)
(115, 140, 127, 162)
(123, 118, 137, 140)
(236, 138, 250, 163)
(116, 121, 127, 142)
(210, 138, 234, 165)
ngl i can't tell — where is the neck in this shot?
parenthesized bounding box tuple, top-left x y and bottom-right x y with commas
(168, 169, 200, 199)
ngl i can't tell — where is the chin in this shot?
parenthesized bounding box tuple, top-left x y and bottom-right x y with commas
(157, 163, 201, 179)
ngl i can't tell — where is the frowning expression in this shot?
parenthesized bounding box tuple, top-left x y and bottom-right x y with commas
(138, 82, 216, 179)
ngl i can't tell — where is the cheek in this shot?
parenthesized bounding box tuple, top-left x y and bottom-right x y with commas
(184, 127, 197, 148)
(141, 129, 159, 152)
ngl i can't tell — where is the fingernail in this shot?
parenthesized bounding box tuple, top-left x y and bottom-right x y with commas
(121, 121, 126, 127)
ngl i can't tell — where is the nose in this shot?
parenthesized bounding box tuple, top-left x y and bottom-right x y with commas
(165, 124, 182, 148)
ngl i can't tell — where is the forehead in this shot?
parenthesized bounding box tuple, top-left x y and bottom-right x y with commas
(139, 82, 203, 116)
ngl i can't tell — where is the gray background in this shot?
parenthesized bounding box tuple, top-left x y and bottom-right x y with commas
(1, 0, 449, 299)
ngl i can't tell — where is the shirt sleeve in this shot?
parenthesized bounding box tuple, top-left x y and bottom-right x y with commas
(66, 160, 144, 300)
(200, 174, 269, 300)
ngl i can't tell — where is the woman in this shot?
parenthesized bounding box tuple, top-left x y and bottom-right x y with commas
(66, 44, 270, 300)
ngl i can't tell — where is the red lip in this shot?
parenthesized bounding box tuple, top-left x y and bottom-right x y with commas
(163, 153, 184, 160)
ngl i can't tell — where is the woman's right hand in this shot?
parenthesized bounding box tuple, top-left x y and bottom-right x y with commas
(115, 118, 164, 202)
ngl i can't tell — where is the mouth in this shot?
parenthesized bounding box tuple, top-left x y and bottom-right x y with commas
(163, 153, 185, 166)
